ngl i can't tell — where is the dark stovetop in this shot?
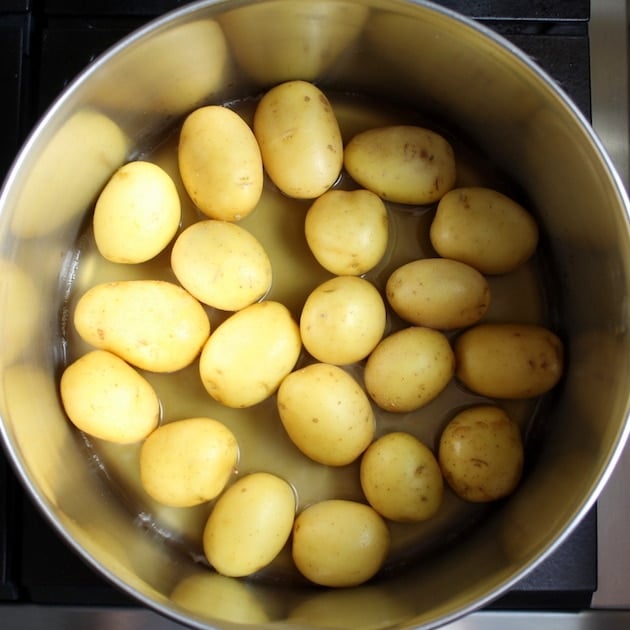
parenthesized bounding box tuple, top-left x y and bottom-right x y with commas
(0, 0, 596, 615)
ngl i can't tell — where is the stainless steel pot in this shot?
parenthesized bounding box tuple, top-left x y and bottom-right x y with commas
(1, 1, 630, 628)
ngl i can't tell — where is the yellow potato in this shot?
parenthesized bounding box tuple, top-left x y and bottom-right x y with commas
(60, 350, 160, 443)
(203, 472, 296, 577)
(292, 499, 390, 587)
(438, 405, 524, 502)
(386, 258, 490, 329)
(199, 301, 301, 408)
(253, 80, 343, 198)
(171, 220, 272, 311)
(304, 189, 389, 276)
(139, 417, 238, 507)
(430, 187, 539, 274)
(360, 432, 443, 522)
(73, 280, 210, 373)
(277, 362, 374, 466)
(178, 105, 263, 221)
(93, 160, 181, 264)
(300, 276, 386, 365)
(454, 323, 564, 398)
(344, 125, 456, 204)
(364, 327, 455, 413)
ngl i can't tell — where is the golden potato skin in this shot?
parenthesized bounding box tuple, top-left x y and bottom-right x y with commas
(364, 327, 455, 413)
(253, 80, 343, 199)
(60, 350, 160, 443)
(430, 187, 539, 274)
(93, 160, 181, 264)
(344, 125, 456, 204)
(277, 363, 375, 466)
(304, 189, 389, 275)
(360, 432, 443, 522)
(140, 417, 238, 507)
(292, 499, 390, 587)
(203, 472, 296, 577)
(178, 105, 263, 221)
(454, 323, 563, 398)
(386, 258, 490, 330)
(438, 405, 524, 502)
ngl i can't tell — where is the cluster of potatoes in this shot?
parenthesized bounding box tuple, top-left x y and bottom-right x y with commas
(60, 80, 564, 588)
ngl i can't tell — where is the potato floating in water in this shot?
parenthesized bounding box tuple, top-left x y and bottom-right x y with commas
(73, 280, 210, 373)
(277, 362, 374, 466)
(360, 432, 443, 522)
(178, 105, 263, 221)
(386, 258, 490, 330)
(430, 187, 539, 274)
(364, 326, 455, 413)
(60, 350, 160, 444)
(438, 405, 524, 502)
(304, 189, 389, 276)
(203, 472, 296, 577)
(454, 323, 563, 398)
(199, 301, 301, 408)
(140, 417, 238, 507)
(171, 220, 272, 311)
(344, 125, 456, 204)
(300, 275, 386, 365)
(93, 160, 181, 264)
(292, 499, 390, 587)
(253, 80, 343, 198)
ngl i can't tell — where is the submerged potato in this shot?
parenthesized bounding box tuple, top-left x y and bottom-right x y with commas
(454, 323, 564, 398)
(292, 499, 390, 587)
(74, 280, 210, 373)
(364, 327, 455, 413)
(386, 258, 490, 329)
(277, 363, 374, 466)
(93, 160, 181, 264)
(140, 417, 238, 507)
(199, 301, 301, 408)
(178, 105, 263, 221)
(203, 472, 296, 577)
(300, 276, 386, 365)
(171, 220, 272, 311)
(253, 80, 343, 198)
(360, 432, 443, 522)
(304, 189, 389, 275)
(60, 350, 160, 443)
(430, 187, 539, 274)
(438, 405, 524, 502)
(344, 125, 456, 204)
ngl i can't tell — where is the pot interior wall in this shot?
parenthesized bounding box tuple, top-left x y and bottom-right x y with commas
(1, 1, 630, 629)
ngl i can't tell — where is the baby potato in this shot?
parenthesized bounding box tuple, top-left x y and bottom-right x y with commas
(430, 187, 539, 274)
(277, 363, 374, 466)
(74, 280, 210, 373)
(253, 80, 343, 199)
(60, 350, 160, 443)
(386, 258, 490, 330)
(292, 499, 390, 587)
(199, 301, 301, 408)
(454, 323, 564, 398)
(300, 276, 386, 365)
(305, 189, 389, 276)
(438, 405, 524, 502)
(178, 105, 263, 221)
(364, 327, 455, 413)
(93, 160, 181, 264)
(360, 432, 443, 522)
(171, 220, 272, 311)
(203, 472, 296, 577)
(344, 125, 456, 204)
(140, 417, 238, 507)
